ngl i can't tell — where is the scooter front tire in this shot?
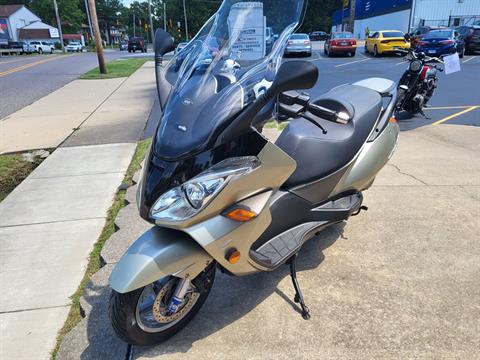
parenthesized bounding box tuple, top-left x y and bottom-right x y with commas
(109, 263, 216, 346)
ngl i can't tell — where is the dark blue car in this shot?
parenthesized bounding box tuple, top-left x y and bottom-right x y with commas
(417, 29, 466, 58)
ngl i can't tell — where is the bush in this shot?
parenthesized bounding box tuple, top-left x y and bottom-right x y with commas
(55, 42, 62, 50)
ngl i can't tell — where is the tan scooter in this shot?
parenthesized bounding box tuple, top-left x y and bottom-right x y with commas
(108, 0, 400, 346)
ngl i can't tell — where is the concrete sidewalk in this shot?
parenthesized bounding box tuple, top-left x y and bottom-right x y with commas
(0, 62, 156, 154)
(0, 62, 156, 359)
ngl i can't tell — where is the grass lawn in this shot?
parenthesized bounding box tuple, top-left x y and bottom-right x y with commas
(264, 120, 289, 131)
(80, 58, 152, 79)
(0, 154, 42, 202)
(51, 138, 152, 359)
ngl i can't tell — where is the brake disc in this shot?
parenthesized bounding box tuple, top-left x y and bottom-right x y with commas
(152, 278, 200, 324)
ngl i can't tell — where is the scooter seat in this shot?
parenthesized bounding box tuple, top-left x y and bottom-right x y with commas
(276, 84, 382, 188)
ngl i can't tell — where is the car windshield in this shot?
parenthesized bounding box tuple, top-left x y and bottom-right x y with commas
(334, 33, 353, 39)
(156, 0, 306, 159)
(290, 34, 308, 39)
(382, 31, 403, 38)
(425, 30, 453, 39)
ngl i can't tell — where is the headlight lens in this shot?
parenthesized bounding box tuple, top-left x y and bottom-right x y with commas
(150, 156, 260, 222)
(410, 60, 422, 72)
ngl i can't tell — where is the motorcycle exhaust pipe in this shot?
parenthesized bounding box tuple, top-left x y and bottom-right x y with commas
(396, 84, 409, 109)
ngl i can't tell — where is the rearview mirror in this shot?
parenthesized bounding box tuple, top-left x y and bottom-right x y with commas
(270, 61, 318, 95)
(404, 33, 412, 41)
(154, 28, 175, 58)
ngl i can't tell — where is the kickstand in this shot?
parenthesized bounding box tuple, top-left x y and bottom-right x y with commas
(288, 254, 311, 320)
(418, 108, 430, 119)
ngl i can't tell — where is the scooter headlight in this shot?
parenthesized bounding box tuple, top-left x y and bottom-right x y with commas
(150, 157, 260, 222)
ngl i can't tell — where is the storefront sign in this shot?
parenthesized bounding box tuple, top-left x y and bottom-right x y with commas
(49, 28, 59, 38)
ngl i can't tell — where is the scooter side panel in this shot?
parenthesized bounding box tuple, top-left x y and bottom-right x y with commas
(109, 226, 214, 293)
(331, 121, 400, 195)
(182, 142, 298, 275)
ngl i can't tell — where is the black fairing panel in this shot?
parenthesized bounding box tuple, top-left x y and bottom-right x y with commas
(154, 74, 244, 161)
(276, 85, 382, 188)
(138, 131, 267, 221)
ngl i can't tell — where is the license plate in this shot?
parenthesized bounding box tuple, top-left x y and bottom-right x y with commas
(340, 42, 348, 46)
(428, 50, 436, 54)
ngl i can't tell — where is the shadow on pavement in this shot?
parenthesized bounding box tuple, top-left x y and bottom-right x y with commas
(131, 222, 345, 358)
(77, 223, 345, 359)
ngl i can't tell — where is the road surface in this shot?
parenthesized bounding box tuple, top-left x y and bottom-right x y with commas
(0, 50, 152, 119)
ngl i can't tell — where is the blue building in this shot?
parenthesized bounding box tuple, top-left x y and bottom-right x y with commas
(332, 0, 480, 39)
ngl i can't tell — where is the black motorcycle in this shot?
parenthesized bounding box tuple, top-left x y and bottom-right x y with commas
(396, 44, 444, 118)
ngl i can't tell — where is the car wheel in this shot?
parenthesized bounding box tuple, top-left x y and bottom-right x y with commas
(374, 45, 379, 57)
(459, 47, 465, 59)
(38, 48, 43, 54)
(351, 51, 356, 57)
(324, 47, 329, 57)
(364, 45, 369, 54)
(50, 49, 53, 54)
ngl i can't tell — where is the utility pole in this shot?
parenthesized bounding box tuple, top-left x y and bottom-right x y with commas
(182, 0, 188, 41)
(350, 0, 356, 35)
(163, 1, 167, 31)
(84, 0, 93, 41)
(148, 0, 154, 45)
(408, 0, 417, 33)
(133, 12, 136, 36)
(53, 0, 65, 52)
(87, 0, 106, 74)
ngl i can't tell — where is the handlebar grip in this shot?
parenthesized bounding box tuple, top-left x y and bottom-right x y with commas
(308, 103, 338, 122)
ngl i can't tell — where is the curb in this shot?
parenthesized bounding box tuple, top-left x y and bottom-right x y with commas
(56, 169, 148, 359)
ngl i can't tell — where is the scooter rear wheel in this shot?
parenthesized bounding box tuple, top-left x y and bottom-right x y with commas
(109, 262, 215, 346)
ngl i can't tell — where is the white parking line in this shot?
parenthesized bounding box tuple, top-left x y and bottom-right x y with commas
(462, 56, 476, 64)
(335, 58, 371, 67)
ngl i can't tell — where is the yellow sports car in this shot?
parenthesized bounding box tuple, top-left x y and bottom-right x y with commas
(365, 30, 410, 56)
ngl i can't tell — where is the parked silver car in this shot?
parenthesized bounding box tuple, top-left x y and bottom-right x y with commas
(284, 33, 312, 56)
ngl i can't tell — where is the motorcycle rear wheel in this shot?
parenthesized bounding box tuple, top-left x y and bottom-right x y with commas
(109, 262, 216, 346)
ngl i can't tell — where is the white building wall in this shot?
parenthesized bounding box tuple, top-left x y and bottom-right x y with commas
(354, 9, 411, 39)
(412, 0, 480, 27)
(7, 7, 40, 41)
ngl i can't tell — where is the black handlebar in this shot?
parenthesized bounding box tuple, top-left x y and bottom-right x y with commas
(307, 103, 338, 122)
(278, 91, 351, 133)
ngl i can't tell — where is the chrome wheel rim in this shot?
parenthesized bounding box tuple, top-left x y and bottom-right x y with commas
(135, 277, 200, 333)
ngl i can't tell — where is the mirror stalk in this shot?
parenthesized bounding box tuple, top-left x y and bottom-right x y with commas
(219, 60, 318, 144)
(154, 29, 176, 111)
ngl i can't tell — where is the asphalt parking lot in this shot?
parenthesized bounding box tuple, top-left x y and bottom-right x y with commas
(285, 41, 480, 131)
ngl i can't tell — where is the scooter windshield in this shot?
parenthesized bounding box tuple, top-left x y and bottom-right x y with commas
(155, 0, 306, 160)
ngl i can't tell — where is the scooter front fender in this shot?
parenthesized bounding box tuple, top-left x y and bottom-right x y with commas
(109, 226, 214, 293)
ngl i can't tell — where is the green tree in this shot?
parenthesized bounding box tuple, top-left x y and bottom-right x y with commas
(0, 0, 84, 33)
(96, 0, 127, 44)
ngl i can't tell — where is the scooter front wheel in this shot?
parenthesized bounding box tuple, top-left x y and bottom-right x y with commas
(109, 262, 216, 346)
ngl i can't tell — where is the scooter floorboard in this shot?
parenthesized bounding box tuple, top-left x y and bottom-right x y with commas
(250, 193, 363, 269)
